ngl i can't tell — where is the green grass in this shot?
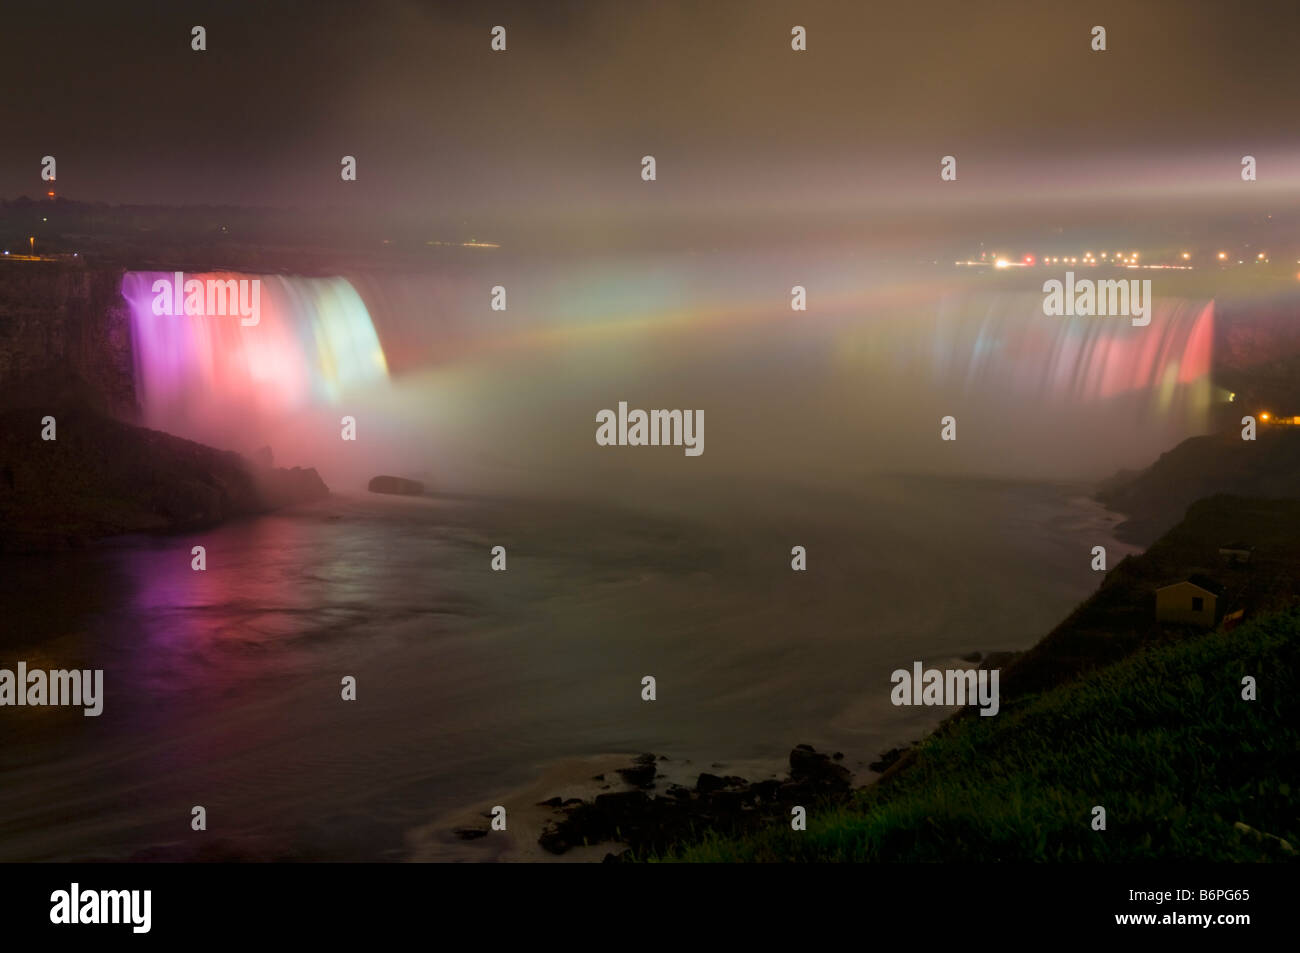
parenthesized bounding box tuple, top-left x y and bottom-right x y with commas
(662, 606, 1300, 862)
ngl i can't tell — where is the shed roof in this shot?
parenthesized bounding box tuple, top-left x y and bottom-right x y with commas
(1156, 575, 1225, 596)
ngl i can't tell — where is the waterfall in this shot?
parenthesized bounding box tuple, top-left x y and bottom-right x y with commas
(926, 291, 1215, 421)
(119, 261, 1220, 490)
(121, 271, 389, 449)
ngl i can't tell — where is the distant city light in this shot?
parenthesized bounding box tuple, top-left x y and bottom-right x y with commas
(950, 246, 1212, 273)
(1218, 251, 1228, 260)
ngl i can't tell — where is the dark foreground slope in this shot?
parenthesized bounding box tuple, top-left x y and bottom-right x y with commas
(667, 605, 1299, 862)
(0, 408, 327, 552)
(530, 496, 1300, 862)
(1098, 425, 1300, 545)
(1001, 494, 1300, 698)
(658, 496, 1300, 862)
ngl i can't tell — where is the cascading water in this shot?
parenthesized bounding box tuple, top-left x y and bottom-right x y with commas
(121, 271, 389, 454)
(119, 260, 1220, 493)
(927, 291, 1215, 418)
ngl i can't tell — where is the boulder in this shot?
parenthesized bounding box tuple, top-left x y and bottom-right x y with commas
(618, 753, 658, 788)
(749, 779, 782, 803)
(258, 466, 329, 508)
(695, 773, 748, 794)
(618, 762, 656, 788)
(593, 790, 651, 812)
(538, 824, 570, 855)
(367, 475, 424, 496)
(789, 744, 852, 790)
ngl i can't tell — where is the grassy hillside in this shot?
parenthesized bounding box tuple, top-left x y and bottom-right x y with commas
(999, 494, 1300, 700)
(663, 606, 1298, 862)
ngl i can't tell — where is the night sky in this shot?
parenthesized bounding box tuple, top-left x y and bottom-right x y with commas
(4, 0, 1300, 232)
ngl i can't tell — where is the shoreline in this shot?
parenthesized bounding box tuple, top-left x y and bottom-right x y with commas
(410, 483, 1148, 862)
(414, 487, 1300, 863)
(1, 467, 1146, 863)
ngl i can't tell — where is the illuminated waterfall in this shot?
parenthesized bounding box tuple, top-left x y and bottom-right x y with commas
(932, 293, 1215, 421)
(829, 291, 1216, 425)
(122, 272, 389, 445)
(119, 259, 1220, 488)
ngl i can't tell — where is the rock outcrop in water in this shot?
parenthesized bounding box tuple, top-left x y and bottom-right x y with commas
(0, 407, 328, 552)
(367, 475, 424, 496)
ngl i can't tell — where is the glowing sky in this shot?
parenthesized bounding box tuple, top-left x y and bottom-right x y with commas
(6, 0, 1300, 238)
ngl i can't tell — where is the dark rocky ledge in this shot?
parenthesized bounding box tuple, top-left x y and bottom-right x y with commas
(0, 406, 328, 552)
(534, 745, 853, 861)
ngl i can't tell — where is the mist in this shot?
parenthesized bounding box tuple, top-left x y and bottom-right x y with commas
(121, 242, 1218, 517)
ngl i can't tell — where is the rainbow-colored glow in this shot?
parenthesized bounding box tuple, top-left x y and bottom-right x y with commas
(934, 295, 1215, 408)
(122, 272, 389, 438)
(823, 290, 1216, 424)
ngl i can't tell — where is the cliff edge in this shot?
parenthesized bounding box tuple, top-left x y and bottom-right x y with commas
(0, 407, 328, 552)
